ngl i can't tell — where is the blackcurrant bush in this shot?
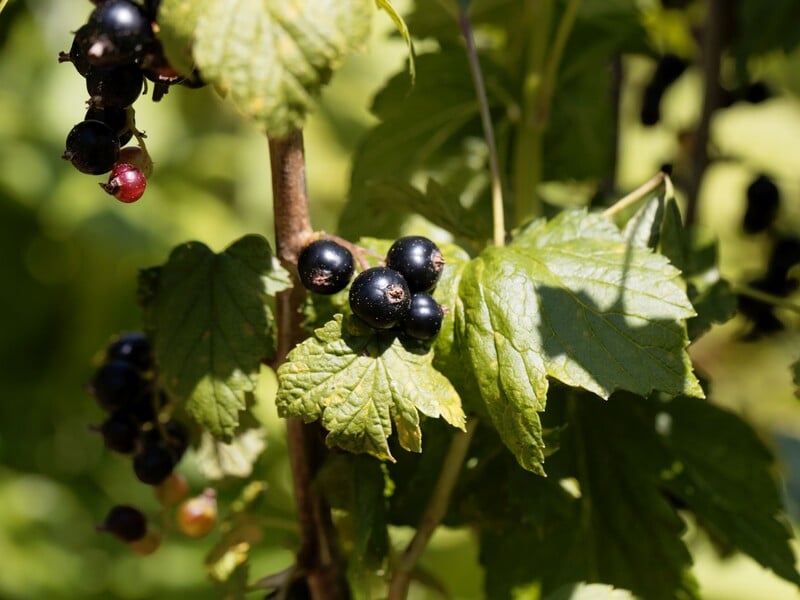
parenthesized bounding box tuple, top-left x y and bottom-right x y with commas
(106, 332, 152, 371)
(297, 239, 355, 294)
(402, 293, 444, 341)
(58, 25, 93, 77)
(63, 120, 120, 175)
(385, 236, 444, 293)
(743, 174, 779, 234)
(101, 163, 147, 203)
(85, 106, 132, 146)
(83, 0, 154, 66)
(86, 64, 144, 109)
(349, 267, 411, 329)
(97, 411, 140, 453)
(133, 440, 175, 485)
(98, 505, 147, 542)
(89, 360, 146, 412)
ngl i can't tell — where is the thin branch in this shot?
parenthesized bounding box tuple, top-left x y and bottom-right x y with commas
(387, 418, 479, 599)
(733, 284, 800, 315)
(535, 0, 581, 126)
(458, 8, 505, 247)
(268, 129, 350, 600)
(602, 171, 666, 218)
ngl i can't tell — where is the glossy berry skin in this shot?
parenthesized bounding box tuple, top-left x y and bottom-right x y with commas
(63, 120, 120, 175)
(102, 163, 146, 203)
(143, 419, 190, 461)
(98, 411, 140, 453)
(89, 360, 146, 412)
(297, 239, 355, 294)
(133, 441, 175, 485)
(85, 106, 132, 146)
(385, 236, 445, 293)
(58, 25, 92, 76)
(176, 490, 218, 538)
(106, 332, 152, 371)
(99, 505, 147, 542)
(402, 293, 444, 341)
(349, 267, 411, 329)
(86, 64, 144, 108)
(83, 0, 154, 66)
(743, 174, 779, 234)
(117, 146, 154, 177)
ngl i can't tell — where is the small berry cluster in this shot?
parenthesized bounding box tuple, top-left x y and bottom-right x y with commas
(297, 236, 446, 340)
(59, 0, 201, 203)
(88, 333, 216, 551)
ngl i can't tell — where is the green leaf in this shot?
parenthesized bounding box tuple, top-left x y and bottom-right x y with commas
(275, 315, 465, 461)
(142, 235, 291, 440)
(195, 426, 267, 479)
(620, 186, 666, 250)
(375, 0, 416, 83)
(157, 0, 209, 76)
(545, 583, 639, 600)
(461, 209, 702, 473)
(178, 0, 373, 137)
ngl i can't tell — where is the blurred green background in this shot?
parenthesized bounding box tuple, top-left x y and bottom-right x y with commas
(1, 1, 800, 599)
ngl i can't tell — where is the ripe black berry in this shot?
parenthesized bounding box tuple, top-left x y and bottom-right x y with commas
(89, 360, 146, 412)
(58, 25, 93, 77)
(106, 332, 152, 371)
(125, 386, 167, 424)
(85, 106, 132, 146)
(297, 239, 355, 294)
(83, 0, 154, 67)
(652, 54, 688, 88)
(99, 505, 147, 542)
(102, 163, 147, 203)
(743, 174, 779, 234)
(133, 441, 175, 485)
(349, 267, 411, 329)
(385, 236, 444, 292)
(144, 419, 190, 462)
(640, 82, 663, 127)
(86, 64, 144, 108)
(63, 120, 120, 175)
(97, 411, 140, 453)
(402, 293, 444, 341)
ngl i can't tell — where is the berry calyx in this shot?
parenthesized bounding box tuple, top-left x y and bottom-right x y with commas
(63, 120, 120, 175)
(88, 360, 146, 412)
(106, 331, 152, 371)
(176, 489, 218, 538)
(83, 0, 154, 67)
(98, 505, 147, 542)
(385, 236, 445, 293)
(101, 163, 146, 203)
(297, 239, 355, 295)
(349, 267, 411, 329)
(402, 293, 444, 341)
(133, 440, 175, 485)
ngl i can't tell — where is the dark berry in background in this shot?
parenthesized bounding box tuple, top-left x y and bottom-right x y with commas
(297, 239, 355, 294)
(133, 441, 175, 485)
(98, 411, 140, 454)
(385, 236, 444, 293)
(349, 267, 411, 329)
(89, 360, 146, 412)
(63, 120, 120, 175)
(402, 293, 444, 341)
(99, 505, 147, 542)
(743, 174, 779, 234)
(106, 332, 152, 371)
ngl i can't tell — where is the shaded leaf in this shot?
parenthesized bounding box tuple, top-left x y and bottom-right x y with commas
(157, 0, 208, 76)
(276, 315, 465, 461)
(196, 427, 267, 479)
(142, 235, 291, 440)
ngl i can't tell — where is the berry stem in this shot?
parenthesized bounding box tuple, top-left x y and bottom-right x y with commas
(387, 417, 479, 600)
(733, 284, 800, 315)
(323, 232, 384, 271)
(267, 128, 349, 600)
(458, 7, 505, 247)
(601, 171, 669, 218)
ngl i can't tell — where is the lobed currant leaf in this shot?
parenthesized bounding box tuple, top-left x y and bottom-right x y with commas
(141, 235, 291, 440)
(276, 314, 465, 461)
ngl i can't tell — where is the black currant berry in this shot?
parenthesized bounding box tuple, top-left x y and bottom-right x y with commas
(744, 81, 771, 104)
(133, 441, 175, 485)
(143, 0, 161, 20)
(297, 239, 355, 294)
(106, 332, 152, 371)
(85, 106, 132, 146)
(83, 0, 154, 67)
(143, 419, 189, 462)
(125, 386, 167, 424)
(640, 82, 663, 127)
(86, 64, 144, 108)
(89, 360, 146, 412)
(743, 174, 779, 234)
(652, 54, 688, 88)
(97, 411, 140, 454)
(385, 236, 445, 293)
(98, 505, 147, 542)
(349, 267, 411, 329)
(58, 25, 93, 77)
(402, 293, 444, 341)
(63, 120, 120, 175)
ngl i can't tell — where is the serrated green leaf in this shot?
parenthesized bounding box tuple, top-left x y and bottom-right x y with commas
(546, 583, 639, 600)
(376, 0, 416, 83)
(144, 235, 291, 440)
(157, 0, 208, 76)
(276, 315, 465, 461)
(461, 209, 702, 473)
(621, 188, 666, 249)
(196, 427, 267, 479)
(189, 0, 372, 137)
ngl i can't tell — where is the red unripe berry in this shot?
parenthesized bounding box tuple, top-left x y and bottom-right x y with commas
(176, 488, 217, 538)
(102, 163, 146, 202)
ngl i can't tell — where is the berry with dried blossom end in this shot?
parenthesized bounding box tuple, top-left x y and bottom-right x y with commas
(176, 489, 218, 538)
(102, 163, 146, 203)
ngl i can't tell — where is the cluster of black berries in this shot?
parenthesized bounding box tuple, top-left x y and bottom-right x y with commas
(297, 236, 447, 340)
(88, 332, 203, 551)
(59, 0, 201, 203)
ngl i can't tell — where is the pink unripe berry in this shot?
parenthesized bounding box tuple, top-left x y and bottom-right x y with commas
(102, 163, 146, 203)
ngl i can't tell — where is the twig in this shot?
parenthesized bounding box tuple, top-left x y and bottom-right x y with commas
(268, 129, 350, 600)
(387, 418, 479, 599)
(458, 8, 505, 247)
(733, 284, 800, 315)
(602, 171, 666, 218)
